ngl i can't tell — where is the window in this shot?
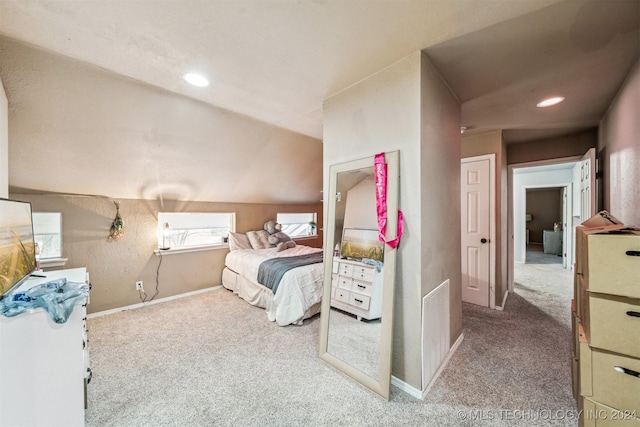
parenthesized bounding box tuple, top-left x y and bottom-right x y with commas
(158, 212, 235, 249)
(277, 212, 317, 238)
(32, 212, 63, 259)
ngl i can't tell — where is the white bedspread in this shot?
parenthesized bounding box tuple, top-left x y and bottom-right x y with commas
(224, 245, 324, 325)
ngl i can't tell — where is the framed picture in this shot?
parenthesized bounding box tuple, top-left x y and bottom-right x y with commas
(340, 228, 384, 262)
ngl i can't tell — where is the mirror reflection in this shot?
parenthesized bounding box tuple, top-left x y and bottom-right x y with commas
(319, 151, 398, 400)
(327, 167, 384, 380)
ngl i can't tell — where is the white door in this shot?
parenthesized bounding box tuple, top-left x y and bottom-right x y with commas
(461, 157, 492, 307)
(580, 148, 596, 222)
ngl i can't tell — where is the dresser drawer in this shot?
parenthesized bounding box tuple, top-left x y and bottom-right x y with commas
(334, 288, 350, 304)
(584, 233, 640, 299)
(588, 293, 640, 358)
(351, 265, 375, 282)
(349, 293, 371, 310)
(579, 341, 640, 414)
(339, 263, 354, 277)
(351, 279, 373, 296)
(337, 276, 352, 290)
(580, 396, 640, 427)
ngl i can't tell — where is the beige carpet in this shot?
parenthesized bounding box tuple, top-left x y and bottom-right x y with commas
(85, 254, 577, 426)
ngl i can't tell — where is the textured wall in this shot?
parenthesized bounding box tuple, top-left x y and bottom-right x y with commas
(0, 36, 322, 204)
(526, 188, 562, 243)
(11, 192, 322, 314)
(324, 51, 462, 391)
(419, 54, 462, 354)
(507, 130, 596, 165)
(600, 59, 640, 227)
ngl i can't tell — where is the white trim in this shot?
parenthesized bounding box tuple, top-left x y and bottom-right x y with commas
(461, 154, 496, 309)
(40, 257, 68, 268)
(495, 289, 509, 311)
(391, 333, 464, 400)
(87, 286, 222, 318)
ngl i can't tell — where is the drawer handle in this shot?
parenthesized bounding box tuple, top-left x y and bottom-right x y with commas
(354, 298, 363, 304)
(626, 311, 640, 318)
(614, 366, 640, 378)
(626, 250, 640, 257)
(357, 284, 366, 289)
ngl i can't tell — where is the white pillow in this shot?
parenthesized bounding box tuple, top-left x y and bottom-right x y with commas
(246, 230, 273, 250)
(228, 232, 252, 251)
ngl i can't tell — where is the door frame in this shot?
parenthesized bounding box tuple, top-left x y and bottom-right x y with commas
(507, 155, 584, 293)
(461, 154, 496, 309)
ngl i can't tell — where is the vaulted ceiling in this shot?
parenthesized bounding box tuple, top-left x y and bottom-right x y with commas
(2, 0, 637, 144)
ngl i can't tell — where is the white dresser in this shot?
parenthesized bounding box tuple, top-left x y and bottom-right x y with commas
(572, 227, 640, 426)
(0, 268, 90, 427)
(330, 258, 383, 321)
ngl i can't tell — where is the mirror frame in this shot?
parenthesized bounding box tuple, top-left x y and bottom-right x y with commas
(318, 150, 399, 400)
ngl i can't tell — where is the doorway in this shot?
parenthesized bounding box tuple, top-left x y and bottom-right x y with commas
(524, 187, 564, 265)
(508, 148, 596, 293)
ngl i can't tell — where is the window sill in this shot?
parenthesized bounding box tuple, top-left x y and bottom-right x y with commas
(153, 243, 229, 256)
(40, 257, 68, 268)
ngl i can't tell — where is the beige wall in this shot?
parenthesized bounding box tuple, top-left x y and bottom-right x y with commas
(10, 192, 322, 314)
(419, 53, 462, 348)
(323, 51, 462, 390)
(526, 188, 562, 243)
(461, 130, 507, 307)
(0, 36, 322, 205)
(507, 130, 597, 165)
(600, 59, 640, 227)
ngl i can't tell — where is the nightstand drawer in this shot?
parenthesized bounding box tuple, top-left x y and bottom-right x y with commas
(349, 293, 371, 310)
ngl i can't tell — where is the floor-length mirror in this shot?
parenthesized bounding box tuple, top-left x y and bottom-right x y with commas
(319, 151, 399, 400)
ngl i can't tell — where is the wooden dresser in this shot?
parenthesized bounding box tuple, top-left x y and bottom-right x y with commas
(572, 226, 640, 426)
(330, 258, 383, 321)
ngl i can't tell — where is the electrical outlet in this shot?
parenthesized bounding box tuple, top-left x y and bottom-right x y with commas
(135, 281, 143, 291)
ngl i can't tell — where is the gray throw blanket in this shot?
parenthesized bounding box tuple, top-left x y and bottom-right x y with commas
(257, 252, 323, 294)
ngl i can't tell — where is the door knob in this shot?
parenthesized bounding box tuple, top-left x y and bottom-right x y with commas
(481, 238, 488, 244)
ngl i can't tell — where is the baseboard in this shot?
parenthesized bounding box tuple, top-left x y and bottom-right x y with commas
(87, 285, 222, 319)
(391, 333, 464, 400)
(496, 290, 509, 311)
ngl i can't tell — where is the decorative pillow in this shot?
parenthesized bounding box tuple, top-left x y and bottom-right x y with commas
(246, 230, 273, 250)
(228, 232, 252, 251)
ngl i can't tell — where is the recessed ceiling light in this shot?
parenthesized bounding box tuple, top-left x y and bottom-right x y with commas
(536, 96, 565, 108)
(183, 72, 210, 88)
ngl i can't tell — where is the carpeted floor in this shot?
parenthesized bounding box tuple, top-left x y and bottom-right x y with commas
(85, 253, 577, 426)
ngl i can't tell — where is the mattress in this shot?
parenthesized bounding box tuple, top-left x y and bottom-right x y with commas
(223, 245, 324, 325)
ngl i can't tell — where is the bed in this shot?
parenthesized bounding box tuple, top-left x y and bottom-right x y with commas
(222, 231, 324, 326)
